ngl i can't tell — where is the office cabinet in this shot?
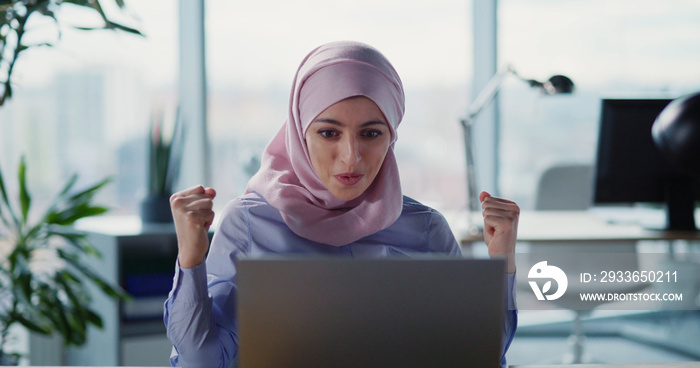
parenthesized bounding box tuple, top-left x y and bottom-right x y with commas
(63, 216, 178, 366)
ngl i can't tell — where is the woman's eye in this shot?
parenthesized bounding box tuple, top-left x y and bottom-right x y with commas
(362, 129, 383, 138)
(318, 129, 339, 139)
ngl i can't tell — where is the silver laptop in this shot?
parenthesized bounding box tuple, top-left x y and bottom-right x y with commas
(235, 256, 505, 368)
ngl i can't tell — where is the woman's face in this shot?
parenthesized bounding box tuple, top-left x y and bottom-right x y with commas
(306, 96, 391, 201)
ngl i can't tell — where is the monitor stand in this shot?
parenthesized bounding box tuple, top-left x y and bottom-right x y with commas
(663, 176, 698, 231)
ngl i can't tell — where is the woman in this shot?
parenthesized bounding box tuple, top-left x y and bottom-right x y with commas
(165, 41, 519, 368)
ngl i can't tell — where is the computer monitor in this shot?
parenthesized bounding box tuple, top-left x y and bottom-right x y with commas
(593, 98, 700, 231)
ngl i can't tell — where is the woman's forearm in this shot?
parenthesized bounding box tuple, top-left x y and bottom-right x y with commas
(165, 263, 237, 368)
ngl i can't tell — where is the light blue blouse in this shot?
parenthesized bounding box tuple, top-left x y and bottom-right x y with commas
(164, 192, 517, 368)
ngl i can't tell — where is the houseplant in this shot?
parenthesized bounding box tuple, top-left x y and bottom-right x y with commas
(140, 107, 184, 223)
(0, 0, 141, 363)
(0, 156, 128, 364)
(0, 0, 143, 107)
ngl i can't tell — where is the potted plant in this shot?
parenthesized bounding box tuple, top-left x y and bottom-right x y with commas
(140, 107, 184, 223)
(0, 157, 128, 364)
(0, 0, 141, 364)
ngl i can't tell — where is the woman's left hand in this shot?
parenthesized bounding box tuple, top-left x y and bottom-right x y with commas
(480, 191, 519, 273)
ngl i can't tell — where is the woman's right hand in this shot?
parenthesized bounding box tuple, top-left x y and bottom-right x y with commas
(170, 185, 217, 268)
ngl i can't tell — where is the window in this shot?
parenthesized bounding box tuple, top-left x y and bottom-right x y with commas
(205, 0, 475, 211)
(2, 0, 480, 217)
(498, 0, 700, 209)
(0, 1, 178, 214)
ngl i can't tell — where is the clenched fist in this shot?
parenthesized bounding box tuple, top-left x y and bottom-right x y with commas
(480, 191, 519, 273)
(170, 185, 217, 268)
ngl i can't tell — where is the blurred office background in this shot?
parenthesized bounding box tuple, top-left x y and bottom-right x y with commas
(1, 0, 699, 365)
(2, 0, 699, 216)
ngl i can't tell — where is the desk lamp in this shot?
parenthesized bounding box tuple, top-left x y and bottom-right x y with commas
(460, 66, 574, 234)
(652, 91, 700, 177)
(652, 91, 700, 231)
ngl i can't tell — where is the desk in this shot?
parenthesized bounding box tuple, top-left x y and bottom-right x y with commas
(20, 363, 700, 368)
(463, 210, 700, 363)
(511, 362, 700, 368)
(14, 364, 700, 368)
(460, 210, 700, 245)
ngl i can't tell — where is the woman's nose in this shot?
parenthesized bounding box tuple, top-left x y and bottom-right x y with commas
(339, 136, 361, 166)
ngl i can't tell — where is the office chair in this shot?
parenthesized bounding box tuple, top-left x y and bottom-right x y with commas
(524, 163, 649, 364)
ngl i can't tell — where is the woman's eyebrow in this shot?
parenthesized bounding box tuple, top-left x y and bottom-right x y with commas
(312, 118, 387, 127)
(360, 121, 387, 128)
(312, 118, 344, 126)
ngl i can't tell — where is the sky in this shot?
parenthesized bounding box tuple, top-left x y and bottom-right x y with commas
(11, 0, 470, 89)
(9, 0, 700, 93)
(499, 0, 700, 89)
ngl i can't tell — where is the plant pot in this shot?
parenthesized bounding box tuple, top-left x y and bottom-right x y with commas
(140, 193, 173, 223)
(0, 352, 19, 366)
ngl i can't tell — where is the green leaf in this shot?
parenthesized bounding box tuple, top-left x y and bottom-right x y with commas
(0, 159, 19, 226)
(0, 160, 12, 208)
(71, 22, 143, 37)
(46, 226, 101, 258)
(67, 0, 144, 37)
(60, 0, 95, 6)
(54, 272, 89, 341)
(34, 285, 67, 340)
(56, 248, 130, 301)
(57, 270, 104, 329)
(58, 174, 79, 197)
(11, 312, 51, 335)
(10, 250, 33, 301)
(68, 176, 111, 203)
(2, 81, 13, 103)
(46, 175, 78, 215)
(24, 223, 44, 243)
(0, 201, 12, 229)
(18, 156, 31, 223)
(84, 307, 103, 329)
(45, 204, 109, 226)
(35, 287, 62, 335)
(49, 288, 74, 344)
(24, 41, 54, 49)
(35, 1, 56, 19)
(55, 272, 81, 305)
(60, 269, 82, 284)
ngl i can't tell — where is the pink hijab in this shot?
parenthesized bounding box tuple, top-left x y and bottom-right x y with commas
(246, 41, 405, 246)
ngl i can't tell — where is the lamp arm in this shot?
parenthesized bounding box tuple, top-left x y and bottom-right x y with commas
(458, 65, 570, 230)
(459, 65, 515, 231)
(462, 121, 480, 215)
(461, 65, 516, 126)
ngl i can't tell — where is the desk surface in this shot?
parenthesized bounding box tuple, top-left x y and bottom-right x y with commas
(23, 363, 700, 368)
(460, 210, 700, 244)
(511, 362, 700, 368)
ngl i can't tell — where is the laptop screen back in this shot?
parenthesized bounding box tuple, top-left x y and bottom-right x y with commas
(236, 257, 505, 368)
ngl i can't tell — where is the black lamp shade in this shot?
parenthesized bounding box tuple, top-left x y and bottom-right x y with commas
(544, 75, 575, 94)
(652, 92, 700, 176)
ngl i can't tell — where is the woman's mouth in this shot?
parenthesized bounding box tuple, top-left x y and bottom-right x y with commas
(334, 173, 364, 186)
